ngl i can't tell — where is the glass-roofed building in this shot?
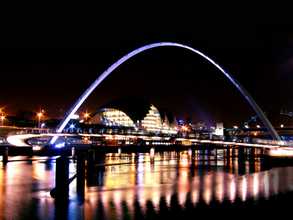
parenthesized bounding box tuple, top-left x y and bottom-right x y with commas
(88, 98, 177, 134)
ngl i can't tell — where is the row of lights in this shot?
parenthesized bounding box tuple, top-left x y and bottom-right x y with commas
(0, 107, 46, 128)
(38, 110, 91, 128)
(0, 107, 91, 128)
(233, 124, 285, 129)
(0, 106, 289, 130)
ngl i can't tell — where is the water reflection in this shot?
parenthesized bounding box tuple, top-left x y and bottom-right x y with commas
(0, 150, 293, 219)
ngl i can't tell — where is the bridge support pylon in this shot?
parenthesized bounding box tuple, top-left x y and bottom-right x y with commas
(2, 147, 8, 164)
(76, 152, 85, 203)
(51, 155, 69, 200)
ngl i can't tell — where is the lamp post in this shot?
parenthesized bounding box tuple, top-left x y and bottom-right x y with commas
(84, 112, 90, 121)
(0, 108, 5, 126)
(83, 112, 90, 125)
(0, 115, 5, 126)
(37, 112, 43, 128)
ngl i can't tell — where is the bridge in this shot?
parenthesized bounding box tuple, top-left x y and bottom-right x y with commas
(4, 131, 290, 158)
(1, 41, 292, 160)
(50, 42, 280, 145)
(1, 41, 292, 205)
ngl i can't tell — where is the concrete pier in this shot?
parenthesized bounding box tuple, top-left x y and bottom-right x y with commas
(2, 147, 8, 164)
(76, 152, 85, 203)
(52, 155, 69, 200)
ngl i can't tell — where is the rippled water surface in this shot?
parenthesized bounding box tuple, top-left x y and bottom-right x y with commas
(1, 150, 293, 219)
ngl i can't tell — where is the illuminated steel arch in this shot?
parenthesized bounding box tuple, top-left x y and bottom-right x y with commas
(50, 42, 280, 144)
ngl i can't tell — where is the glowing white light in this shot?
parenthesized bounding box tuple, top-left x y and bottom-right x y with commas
(51, 42, 280, 144)
(7, 133, 75, 147)
(32, 145, 42, 151)
(55, 142, 65, 148)
(203, 174, 212, 204)
(268, 147, 293, 157)
(253, 174, 259, 199)
(188, 149, 192, 157)
(7, 134, 38, 147)
(229, 178, 236, 202)
(215, 173, 224, 202)
(71, 114, 79, 119)
(150, 148, 155, 158)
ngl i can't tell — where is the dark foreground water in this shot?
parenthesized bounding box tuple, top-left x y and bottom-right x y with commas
(1, 150, 293, 219)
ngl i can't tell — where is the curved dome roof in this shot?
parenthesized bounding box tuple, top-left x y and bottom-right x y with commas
(92, 97, 176, 126)
(98, 97, 152, 122)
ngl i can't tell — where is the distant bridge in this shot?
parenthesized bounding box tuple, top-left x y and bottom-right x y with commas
(6, 132, 288, 157)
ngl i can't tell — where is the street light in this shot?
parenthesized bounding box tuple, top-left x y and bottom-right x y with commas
(0, 107, 6, 126)
(181, 125, 188, 132)
(84, 112, 90, 120)
(37, 111, 43, 128)
(280, 124, 284, 128)
(0, 115, 5, 126)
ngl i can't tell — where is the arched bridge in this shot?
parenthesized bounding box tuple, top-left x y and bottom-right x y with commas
(50, 42, 281, 144)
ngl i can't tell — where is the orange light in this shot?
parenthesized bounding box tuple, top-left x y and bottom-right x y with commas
(181, 126, 189, 131)
(0, 111, 6, 126)
(84, 112, 90, 118)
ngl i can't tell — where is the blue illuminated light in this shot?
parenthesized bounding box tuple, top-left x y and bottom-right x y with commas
(55, 142, 65, 148)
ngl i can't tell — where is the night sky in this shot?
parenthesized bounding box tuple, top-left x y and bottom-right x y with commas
(0, 10, 292, 126)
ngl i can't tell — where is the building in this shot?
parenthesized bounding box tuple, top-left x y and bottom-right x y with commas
(90, 108, 135, 128)
(88, 98, 177, 135)
(214, 122, 224, 136)
(141, 105, 162, 133)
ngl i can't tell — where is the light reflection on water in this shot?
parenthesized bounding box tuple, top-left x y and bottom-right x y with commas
(0, 150, 293, 219)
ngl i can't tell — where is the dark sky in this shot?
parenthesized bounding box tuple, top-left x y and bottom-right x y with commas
(0, 9, 293, 126)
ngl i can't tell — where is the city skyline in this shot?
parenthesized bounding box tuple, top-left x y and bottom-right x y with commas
(1, 18, 293, 125)
(2, 7, 293, 219)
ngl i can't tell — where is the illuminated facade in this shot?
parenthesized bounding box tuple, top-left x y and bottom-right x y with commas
(90, 105, 177, 134)
(141, 105, 177, 134)
(90, 108, 135, 127)
(141, 105, 162, 133)
(161, 115, 178, 134)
